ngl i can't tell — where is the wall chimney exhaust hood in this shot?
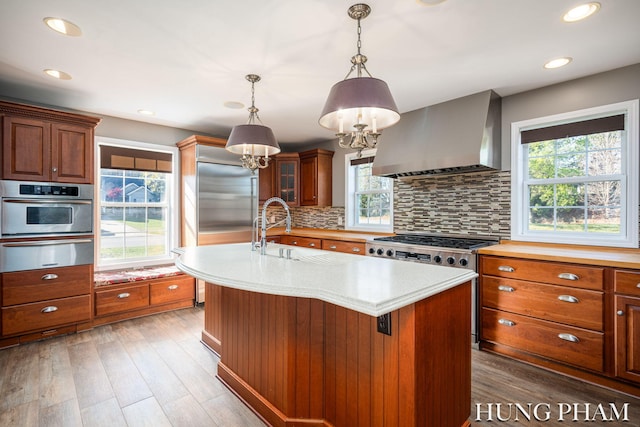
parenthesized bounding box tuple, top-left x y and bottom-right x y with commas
(372, 89, 501, 178)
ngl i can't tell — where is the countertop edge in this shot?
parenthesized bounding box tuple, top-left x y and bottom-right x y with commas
(175, 252, 476, 317)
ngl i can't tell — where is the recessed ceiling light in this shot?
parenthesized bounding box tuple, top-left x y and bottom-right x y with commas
(43, 17, 82, 36)
(562, 3, 600, 22)
(43, 69, 72, 80)
(137, 109, 155, 116)
(544, 57, 573, 69)
(224, 101, 245, 109)
(416, 0, 447, 5)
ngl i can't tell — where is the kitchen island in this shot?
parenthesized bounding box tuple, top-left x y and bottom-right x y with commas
(176, 243, 477, 427)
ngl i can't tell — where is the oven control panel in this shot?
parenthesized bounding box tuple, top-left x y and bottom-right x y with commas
(366, 243, 474, 270)
(19, 184, 79, 196)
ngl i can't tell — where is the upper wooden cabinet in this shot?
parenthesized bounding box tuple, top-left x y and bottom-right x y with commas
(0, 101, 100, 183)
(258, 149, 334, 207)
(275, 153, 300, 206)
(299, 148, 333, 207)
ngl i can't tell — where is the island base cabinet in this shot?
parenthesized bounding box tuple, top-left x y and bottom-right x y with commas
(213, 282, 472, 427)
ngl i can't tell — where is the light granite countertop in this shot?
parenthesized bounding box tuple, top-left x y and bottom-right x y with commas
(175, 242, 476, 317)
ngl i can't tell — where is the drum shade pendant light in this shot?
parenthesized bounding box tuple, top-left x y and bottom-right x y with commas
(226, 74, 281, 173)
(319, 4, 400, 158)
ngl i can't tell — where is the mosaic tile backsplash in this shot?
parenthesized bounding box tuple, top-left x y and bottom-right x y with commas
(265, 170, 511, 238)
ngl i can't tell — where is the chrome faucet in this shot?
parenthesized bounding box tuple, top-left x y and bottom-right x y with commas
(256, 197, 291, 255)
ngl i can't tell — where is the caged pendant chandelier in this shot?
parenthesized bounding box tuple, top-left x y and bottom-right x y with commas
(225, 74, 281, 173)
(319, 3, 400, 158)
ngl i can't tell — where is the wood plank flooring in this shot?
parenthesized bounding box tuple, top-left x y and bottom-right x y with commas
(0, 306, 638, 426)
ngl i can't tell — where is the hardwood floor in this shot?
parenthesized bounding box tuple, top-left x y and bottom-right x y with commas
(0, 306, 638, 426)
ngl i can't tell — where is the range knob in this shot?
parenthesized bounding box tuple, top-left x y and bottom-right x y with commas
(433, 255, 442, 264)
(386, 249, 394, 257)
(376, 248, 384, 256)
(446, 256, 456, 265)
(368, 247, 376, 254)
(459, 258, 469, 267)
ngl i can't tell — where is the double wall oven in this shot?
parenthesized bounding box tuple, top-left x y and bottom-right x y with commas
(0, 180, 94, 272)
(366, 232, 498, 344)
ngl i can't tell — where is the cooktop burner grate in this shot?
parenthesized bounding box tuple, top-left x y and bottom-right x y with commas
(372, 234, 497, 250)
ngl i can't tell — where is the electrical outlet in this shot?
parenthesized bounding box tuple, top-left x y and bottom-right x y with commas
(377, 313, 392, 336)
(337, 216, 343, 226)
(270, 215, 276, 223)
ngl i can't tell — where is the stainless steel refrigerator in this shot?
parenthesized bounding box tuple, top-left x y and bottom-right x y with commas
(188, 145, 257, 303)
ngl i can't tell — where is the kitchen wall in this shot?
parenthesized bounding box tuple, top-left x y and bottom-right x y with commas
(291, 63, 640, 237)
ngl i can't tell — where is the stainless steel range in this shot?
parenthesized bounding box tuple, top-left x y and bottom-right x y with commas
(366, 233, 498, 344)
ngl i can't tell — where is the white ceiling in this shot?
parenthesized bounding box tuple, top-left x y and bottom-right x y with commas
(1, 0, 639, 147)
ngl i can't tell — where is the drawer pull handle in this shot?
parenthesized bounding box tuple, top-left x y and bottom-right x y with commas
(498, 318, 516, 327)
(558, 333, 580, 343)
(292, 241, 298, 245)
(637, 283, 640, 288)
(558, 273, 579, 281)
(41, 306, 58, 313)
(168, 285, 179, 290)
(41, 274, 59, 281)
(117, 292, 130, 299)
(309, 243, 315, 247)
(329, 245, 337, 249)
(498, 265, 515, 272)
(352, 247, 360, 253)
(617, 310, 624, 316)
(558, 295, 579, 303)
(498, 285, 515, 292)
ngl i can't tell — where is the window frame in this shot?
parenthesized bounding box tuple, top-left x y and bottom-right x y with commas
(95, 136, 180, 270)
(510, 100, 639, 248)
(344, 148, 394, 232)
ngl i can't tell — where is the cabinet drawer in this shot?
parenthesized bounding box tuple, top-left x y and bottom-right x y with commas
(95, 283, 149, 316)
(481, 256, 604, 290)
(482, 276, 603, 331)
(2, 265, 91, 306)
(280, 235, 321, 249)
(321, 239, 365, 255)
(481, 308, 604, 372)
(614, 270, 640, 297)
(2, 294, 91, 336)
(150, 276, 195, 305)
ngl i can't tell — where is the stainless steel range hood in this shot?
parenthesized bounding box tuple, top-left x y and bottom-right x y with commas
(372, 90, 501, 178)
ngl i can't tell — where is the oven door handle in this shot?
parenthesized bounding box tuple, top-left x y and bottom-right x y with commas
(2, 239, 93, 247)
(2, 198, 92, 205)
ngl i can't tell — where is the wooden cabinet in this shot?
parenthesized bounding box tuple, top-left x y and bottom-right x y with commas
(1, 265, 93, 344)
(480, 256, 605, 372)
(280, 234, 321, 249)
(321, 239, 365, 255)
(1, 101, 100, 183)
(614, 270, 640, 383)
(299, 149, 333, 206)
(258, 160, 276, 202)
(275, 153, 299, 206)
(93, 275, 195, 321)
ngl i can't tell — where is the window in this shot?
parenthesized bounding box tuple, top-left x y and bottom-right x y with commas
(96, 137, 179, 269)
(345, 149, 393, 232)
(511, 100, 639, 248)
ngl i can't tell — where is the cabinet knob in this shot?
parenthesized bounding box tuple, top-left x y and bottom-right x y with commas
(329, 245, 337, 250)
(41, 306, 58, 313)
(309, 243, 315, 247)
(117, 292, 131, 299)
(41, 273, 59, 281)
(52, 167, 58, 172)
(617, 310, 625, 316)
(352, 247, 360, 253)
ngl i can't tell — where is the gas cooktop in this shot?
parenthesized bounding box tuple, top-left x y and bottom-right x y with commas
(372, 233, 498, 251)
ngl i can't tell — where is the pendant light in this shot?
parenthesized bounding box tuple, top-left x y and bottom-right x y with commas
(319, 4, 400, 158)
(226, 74, 281, 173)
